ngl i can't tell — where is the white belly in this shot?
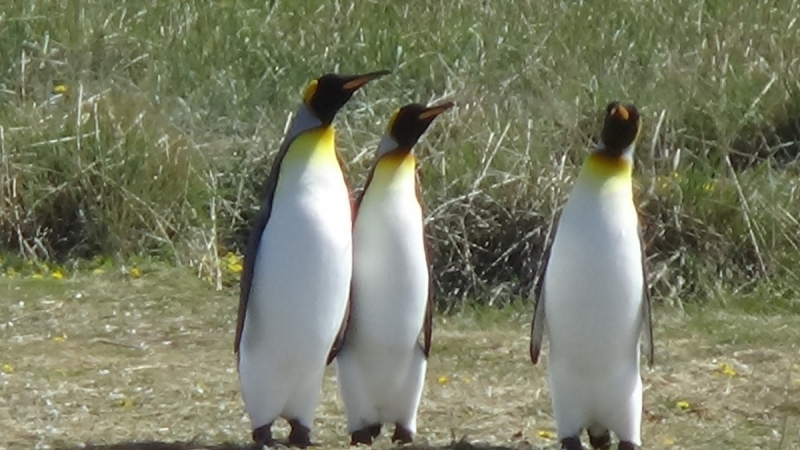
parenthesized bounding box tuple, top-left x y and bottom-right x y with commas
(350, 189, 429, 351)
(544, 185, 643, 371)
(242, 165, 352, 363)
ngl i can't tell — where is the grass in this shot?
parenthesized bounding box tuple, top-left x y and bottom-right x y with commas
(1, 1, 799, 446)
(2, 273, 799, 450)
(1, 0, 799, 310)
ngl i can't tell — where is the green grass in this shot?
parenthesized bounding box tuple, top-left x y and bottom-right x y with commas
(1, 2, 799, 307)
(1, 273, 799, 450)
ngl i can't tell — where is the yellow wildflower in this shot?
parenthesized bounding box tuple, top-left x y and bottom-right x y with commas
(227, 262, 243, 274)
(717, 362, 736, 377)
(51, 270, 64, 280)
(129, 267, 141, 278)
(53, 336, 65, 343)
(676, 400, 690, 410)
(92, 268, 105, 275)
(31, 273, 43, 280)
(2, 363, 13, 374)
(118, 397, 133, 408)
(702, 181, 714, 192)
(53, 84, 68, 94)
(662, 437, 675, 445)
(436, 375, 449, 385)
(537, 430, 555, 439)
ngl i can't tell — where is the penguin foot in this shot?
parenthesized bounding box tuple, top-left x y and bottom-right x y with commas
(391, 424, 413, 445)
(252, 423, 274, 449)
(588, 429, 611, 450)
(561, 436, 585, 450)
(618, 442, 637, 450)
(350, 423, 382, 446)
(367, 423, 382, 438)
(287, 419, 312, 448)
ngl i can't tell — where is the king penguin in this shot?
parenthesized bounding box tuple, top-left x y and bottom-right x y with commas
(234, 70, 390, 449)
(334, 101, 454, 446)
(529, 102, 655, 450)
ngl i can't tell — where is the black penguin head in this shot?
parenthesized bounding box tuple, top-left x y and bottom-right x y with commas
(598, 102, 642, 157)
(302, 70, 390, 125)
(386, 102, 455, 150)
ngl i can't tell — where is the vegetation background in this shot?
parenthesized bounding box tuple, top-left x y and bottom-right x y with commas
(1, 0, 799, 312)
(1, 1, 799, 448)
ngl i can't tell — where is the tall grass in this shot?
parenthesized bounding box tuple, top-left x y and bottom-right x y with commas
(1, 0, 798, 310)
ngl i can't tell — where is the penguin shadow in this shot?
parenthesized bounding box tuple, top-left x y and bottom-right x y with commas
(395, 437, 543, 450)
(53, 442, 250, 450)
(52, 439, 541, 450)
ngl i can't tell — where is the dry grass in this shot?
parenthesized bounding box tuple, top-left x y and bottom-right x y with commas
(1, 273, 798, 450)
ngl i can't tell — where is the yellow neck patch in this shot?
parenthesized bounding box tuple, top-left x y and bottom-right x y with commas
(372, 150, 417, 190)
(582, 152, 632, 178)
(578, 152, 633, 192)
(282, 126, 339, 169)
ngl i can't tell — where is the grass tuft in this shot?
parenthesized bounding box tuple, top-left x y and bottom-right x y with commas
(1, 0, 799, 310)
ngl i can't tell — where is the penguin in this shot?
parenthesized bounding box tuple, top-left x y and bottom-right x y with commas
(334, 101, 454, 446)
(234, 70, 390, 449)
(529, 102, 655, 450)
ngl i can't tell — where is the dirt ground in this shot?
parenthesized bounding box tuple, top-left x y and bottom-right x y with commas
(1, 271, 798, 450)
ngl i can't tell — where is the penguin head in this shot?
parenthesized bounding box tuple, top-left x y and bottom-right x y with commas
(376, 101, 454, 157)
(302, 70, 390, 125)
(595, 102, 642, 159)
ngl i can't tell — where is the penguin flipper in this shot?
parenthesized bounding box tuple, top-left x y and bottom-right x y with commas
(327, 294, 352, 364)
(529, 210, 560, 365)
(420, 290, 433, 358)
(326, 152, 355, 365)
(418, 172, 433, 359)
(234, 128, 302, 358)
(639, 224, 655, 366)
(234, 168, 279, 358)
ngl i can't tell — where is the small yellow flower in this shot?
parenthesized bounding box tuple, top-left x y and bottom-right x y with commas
(676, 400, 690, 410)
(2, 363, 13, 374)
(227, 262, 243, 274)
(717, 362, 736, 377)
(671, 171, 680, 179)
(702, 181, 714, 192)
(53, 336, 65, 343)
(51, 270, 64, 280)
(436, 375, 449, 385)
(662, 437, 675, 445)
(461, 376, 472, 384)
(31, 273, 43, 280)
(537, 430, 555, 439)
(129, 267, 141, 278)
(92, 268, 105, 275)
(118, 397, 133, 408)
(53, 84, 68, 94)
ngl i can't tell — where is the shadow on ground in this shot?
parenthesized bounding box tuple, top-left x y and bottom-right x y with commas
(52, 439, 538, 450)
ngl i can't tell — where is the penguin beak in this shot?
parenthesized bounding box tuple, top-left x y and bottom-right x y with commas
(419, 102, 455, 121)
(609, 104, 630, 121)
(341, 70, 391, 92)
